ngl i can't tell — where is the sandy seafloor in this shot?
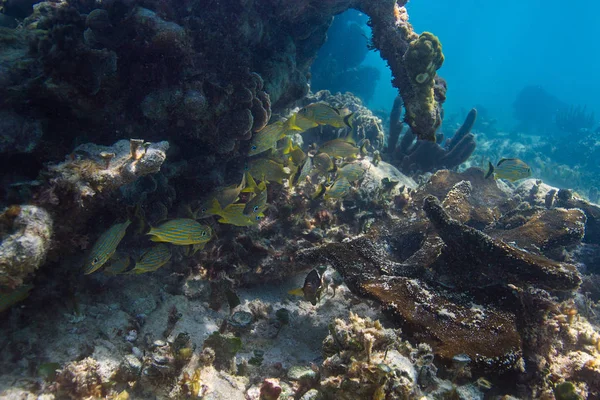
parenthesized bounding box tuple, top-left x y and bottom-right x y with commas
(0, 266, 383, 399)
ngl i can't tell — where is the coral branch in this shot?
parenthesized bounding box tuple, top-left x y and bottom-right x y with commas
(358, 1, 445, 141)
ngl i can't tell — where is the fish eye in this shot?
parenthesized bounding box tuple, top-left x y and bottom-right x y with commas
(253, 205, 259, 212)
(201, 231, 207, 236)
(255, 215, 262, 221)
(251, 145, 257, 150)
(92, 257, 100, 264)
(201, 208, 207, 213)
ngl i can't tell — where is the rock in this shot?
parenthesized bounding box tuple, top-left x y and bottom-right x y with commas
(488, 208, 586, 255)
(358, 160, 416, 202)
(0, 110, 43, 153)
(0, 205, 52, 288)
(422, 195, 581, 291)
(46, 139, 169, 205)
(361, 276, 522, 371)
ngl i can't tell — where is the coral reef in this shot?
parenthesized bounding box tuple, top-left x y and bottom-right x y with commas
(0, 205, 52, 288)
(389, 99, 477, 174)
(43, 139, 169, 206)
(297, 90, 385, 149)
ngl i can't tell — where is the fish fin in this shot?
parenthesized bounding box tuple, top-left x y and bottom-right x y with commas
(282, 137, 294, 155)
(284, 113, 303, 132)
(485, 162, 494, 179)
(206, 198, 222, 216)
(288, 288, 304, 296)
(344, 129, 356, 145)
(343, 112, 355, 129)
(360, 139, 370, 156)
(148, 236, 163, 242)
(312, 184, 326, 200)
(242, 172, 259, 193)
(497, 158, 517, 166)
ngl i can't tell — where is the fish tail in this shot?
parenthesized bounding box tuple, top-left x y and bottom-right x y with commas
(312, 184, 326, 200)
(288, 288, 304, 296)
(206, 198, 222, 216)
(242, 172, 259, 193)
(360, 140, 369, 156)
(282, 137, 294, 155)
(344, 112, 355, 129)
(485, 162, 494, 179)
(285, 113, 303, 132)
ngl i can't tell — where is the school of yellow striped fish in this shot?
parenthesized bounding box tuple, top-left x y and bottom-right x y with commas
(83, 102, 372, 276)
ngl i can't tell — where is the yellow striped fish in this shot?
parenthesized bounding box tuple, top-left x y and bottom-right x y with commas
(298, 103, 354, 129)
(485, 158, 532, 182)
(84, 220, 131, 275)
(243, 186, 268, 216)
(249, 115, 302, 157)
(313, 152, 336, 173)
(129, 244, 172, 274)
(248, 158, 291, 184)
(291, 156, 313, 187)
(318, 139, 360, 159)
(314, 177, 351, 201)
(337, 162, 366, 182)
(103, 253, 131, 275)
(207, 199, 264, 227)
(147, 219, 212, 246)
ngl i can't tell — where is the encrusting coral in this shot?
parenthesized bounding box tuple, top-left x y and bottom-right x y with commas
(0, 205, 52, 289)
(358, 1, 446, 142)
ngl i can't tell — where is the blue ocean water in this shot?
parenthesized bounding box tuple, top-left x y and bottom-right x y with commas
(316, 1, 600, 131)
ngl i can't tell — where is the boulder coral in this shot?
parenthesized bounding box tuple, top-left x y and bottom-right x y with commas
(0, 204, 52, 289)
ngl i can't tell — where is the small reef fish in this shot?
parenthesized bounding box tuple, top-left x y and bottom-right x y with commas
(337, 162, 366, 182)
(314, 177, 351, 200)
(313, 152, 336, 173)
(291, 156, 313, 187)
(288, 269, 324, 306)
(282, 137, 307, 165)
(318, 138, 361, 159)
(103, 253, 131, 275)
(485, 158, 532, 181)
(208, 199, 264, 227)
(241, 172, 264, 195)
(243, 186, 268, 216)
(298, 103, 355, 129)
(199, 174, 246, 216)
(249, 115, 303, 157)
(129, 244, 172, 274)
(248, 158, 291, 184)
(84, 220, 131, 275)
(147, 219, 212, 246)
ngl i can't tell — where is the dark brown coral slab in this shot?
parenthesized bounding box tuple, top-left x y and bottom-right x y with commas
(423, 195, 581, 291)
(411, 168, 515, 229)
(361, 276, 522, 371)
(487, 208, 586, 255)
